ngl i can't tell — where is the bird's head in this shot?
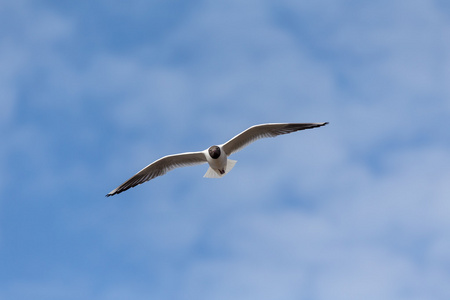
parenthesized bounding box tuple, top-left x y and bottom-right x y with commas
(208, 146, 221, 159)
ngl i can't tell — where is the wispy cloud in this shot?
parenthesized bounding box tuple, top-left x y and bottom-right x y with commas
(1, 0, 450, 299)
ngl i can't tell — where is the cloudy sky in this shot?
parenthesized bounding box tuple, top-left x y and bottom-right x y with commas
(2, 0, 450, 299)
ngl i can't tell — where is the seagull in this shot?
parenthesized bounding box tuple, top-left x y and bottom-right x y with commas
(106, 122, 328, 196)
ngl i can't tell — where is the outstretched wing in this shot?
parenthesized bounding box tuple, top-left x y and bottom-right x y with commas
(106, 151, 207, 196)
(221, 122, 328, 156)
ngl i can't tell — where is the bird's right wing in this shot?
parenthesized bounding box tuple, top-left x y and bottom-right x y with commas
(106, 151, 207, 197)
(221, 122, 328, 156)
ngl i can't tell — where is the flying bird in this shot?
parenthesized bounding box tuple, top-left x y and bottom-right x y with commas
(106, 122, 328, 196)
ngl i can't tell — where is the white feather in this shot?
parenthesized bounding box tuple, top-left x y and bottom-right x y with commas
(224, 159, 237, 174)
(203, 159, 237, 178)
(203, 167, 222, 178)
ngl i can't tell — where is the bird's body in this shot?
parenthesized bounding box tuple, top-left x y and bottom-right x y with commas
(203, 145, 237, 178)
(107, 122, 328, 196)
(205, 146, 227, 175)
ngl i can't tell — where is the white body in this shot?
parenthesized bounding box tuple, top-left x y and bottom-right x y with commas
(203, 146, 237, 178)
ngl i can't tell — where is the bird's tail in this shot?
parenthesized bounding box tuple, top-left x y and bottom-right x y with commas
(203, 159, 237, 178)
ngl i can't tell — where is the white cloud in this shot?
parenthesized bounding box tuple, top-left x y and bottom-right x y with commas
(2, 0, 450, 299)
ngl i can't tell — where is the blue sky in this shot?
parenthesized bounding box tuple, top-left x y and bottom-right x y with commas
(1, 0, 450, 299)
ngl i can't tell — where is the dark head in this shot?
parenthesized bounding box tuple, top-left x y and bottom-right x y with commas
(208, 145, 221, 159)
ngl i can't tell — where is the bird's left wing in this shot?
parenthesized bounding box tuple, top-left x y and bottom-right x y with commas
(221, 122, 328, 156)
(106, 151, 207, 196)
